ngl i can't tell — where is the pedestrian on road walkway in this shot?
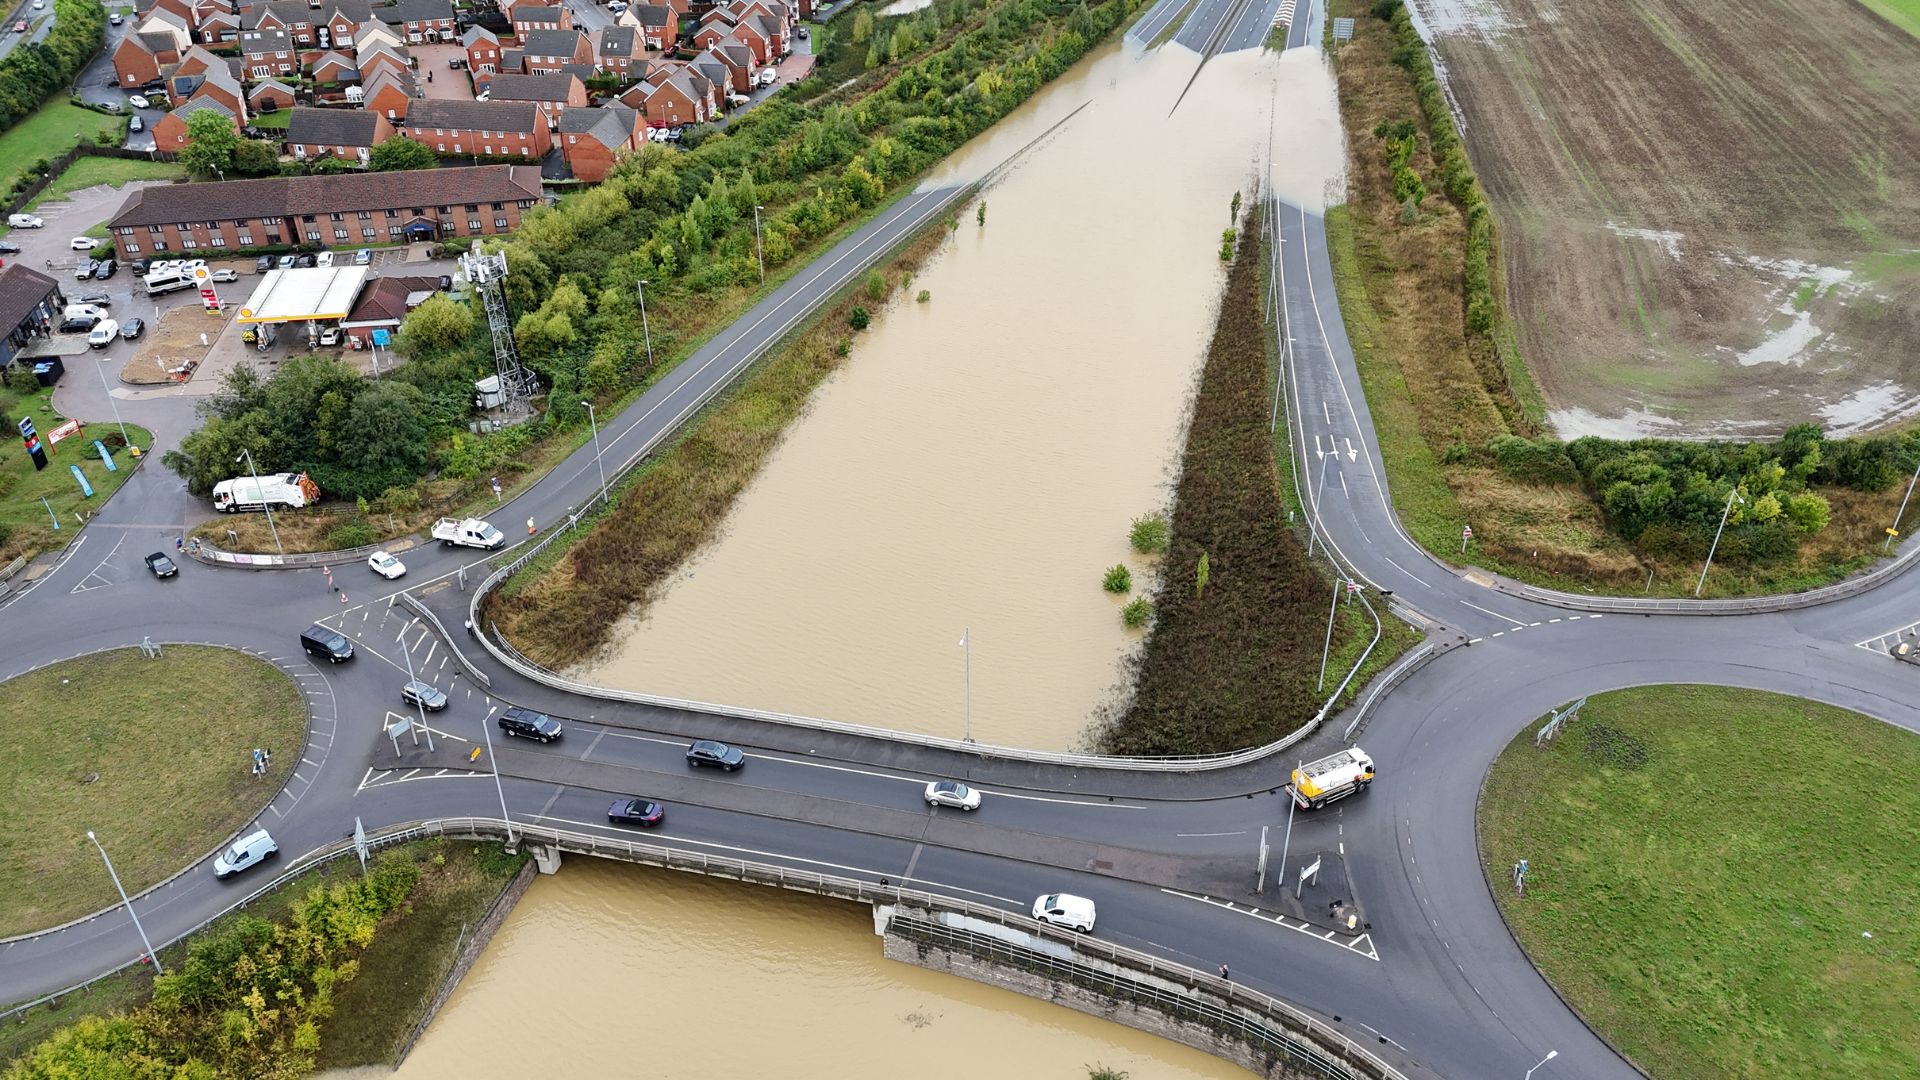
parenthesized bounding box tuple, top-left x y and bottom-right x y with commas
(1219, 964, 1230, 981)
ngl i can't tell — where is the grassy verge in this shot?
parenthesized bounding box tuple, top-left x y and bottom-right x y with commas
(246, 110, 292, 130)
(23, 156, 182, 211)
(0, 647, 307, 937)
(486, 209, 958, 667)
(1479, 685, 1920, 1078)
(1089, 212, 1357, 755)
(1859, 0, 1920, 38)
(0, 102, 121, 188)
(0, 840, 529, 1073)
(0, 380, 149, 564)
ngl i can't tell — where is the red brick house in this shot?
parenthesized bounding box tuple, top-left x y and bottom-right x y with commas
(594, 26, 639, 77)
(378, 0, 458, 43)
(247, 79, 297, 112)
(112, 32, 180, 88)
(520, 28, 591, 73)
(713, 41, 756, 93)
(463, 25, 502, 74)
(286, 107, 395, 164)
(400, 99, 552, 159)
(630, 4, 678, 49)
(557, 104, 642, 181)
(510, 4, 571, 36)
(197, 10, 243, 43)
(242, 0, 315, 46)
(107, 166, 546, 255)
(239, 28, 299, 77)
(152, 98, 238, 152)
(631, 64, 710, 127)
(362, 68, 419, 121)
(484, 71, 585, 129)
(358, 43, 413, 81)
(341, 275, 444, 347)
(310, 50, 359, 84)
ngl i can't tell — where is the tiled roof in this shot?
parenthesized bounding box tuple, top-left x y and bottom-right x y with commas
(597, 25, 635, 56)
(557, 104, 635, 149)
(285, 106, 385, 146)
(170, 98, 235, 122)
(402, 99, 543, 133)
(239, 27, 291, 52)
(634, 4, 672, 26)
(383, 0, 453, 23)
(521, 28, 583, 56)
(462, 24, 498, 45)
(513, 6, 561, 22)
(110, 165, 544, 229)
(0, 265, 60, 330)
(344, 275, 441, 325)
(485, 72, 579, 102)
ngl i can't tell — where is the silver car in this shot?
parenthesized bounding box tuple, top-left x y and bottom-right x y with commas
(924, 780, 982, 811)
(401, 680, 449, 712)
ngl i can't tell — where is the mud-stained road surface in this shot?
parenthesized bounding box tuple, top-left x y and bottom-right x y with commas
(1409, 0, 1920, 438)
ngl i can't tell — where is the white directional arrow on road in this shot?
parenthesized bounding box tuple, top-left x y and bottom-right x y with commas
(1345, 437, 1357, 462)
(1314, 434, 1326, 457)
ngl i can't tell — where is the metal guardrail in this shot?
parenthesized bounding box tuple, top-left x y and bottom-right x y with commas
(1500, 538, 1920, 614)
(184, 536, 399, 570)
(1344, 642, 1438, 743)
(395, 590, 491, 689)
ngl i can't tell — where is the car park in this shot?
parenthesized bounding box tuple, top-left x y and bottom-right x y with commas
(7, 213, 42, 228)
(499, 705, 562, 742)
(401, 681, 449, 712)
(212, 268, 238, 282)
(299, 623, 354, 662)
(143, 552, 178, 578)
(213, 830, 278, 879)
(924, 780, 982, 810)
(70, 236, 100, 250)
(1031, 892, 1096, 933)
(120, 317, 144, 340)
(367, 549, 406, 579)
(87, 320, 120, 348)
(607, 798, 664, 827)
(685, 739, 745, 771)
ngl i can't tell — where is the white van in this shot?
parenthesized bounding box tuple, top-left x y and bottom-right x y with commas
(63, 304, 109, 322)
(7, 213, 43, 228)
(1031, 892, 1096, 933)
(213, 829, 279, 878)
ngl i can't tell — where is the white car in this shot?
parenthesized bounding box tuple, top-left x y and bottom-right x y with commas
(87, 320, 120, 348)
(758, 68, 777, 87)
(128, 94, 150, 109)
(367, 550, 406, 579)
(315, 251, 334, 267)
(211, 267, 239, 282)
(69, 236, 100, 250)
(1032, 892, 1096, 933)
(924, 780, 982, 810)
(213, 829, 278, 879)
(728, 93, 750, 107)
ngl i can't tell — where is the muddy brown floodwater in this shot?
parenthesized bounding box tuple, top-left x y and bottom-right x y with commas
(577, 38, 1344, 750)
(328, 860, 1254, 1079)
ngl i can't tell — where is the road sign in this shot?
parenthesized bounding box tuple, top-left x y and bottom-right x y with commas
(1295, 856, 1322, 898)
(1463, 525, 1473, 539)
(353, 816, 369, 873)
(371, 328, 391, 348)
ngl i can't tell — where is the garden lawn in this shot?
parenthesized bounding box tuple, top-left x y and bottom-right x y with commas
(246, 110, 292, 130)
(0, 647, 307, 937)
(0, 380, 148, 563)
(1479, 685, 1920, 1078)
(23, 156, 183, 211)
(0, 101, 124, 187)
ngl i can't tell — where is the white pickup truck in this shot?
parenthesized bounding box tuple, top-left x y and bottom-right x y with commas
(1286, 747, 1376, 810)
(431, 516, 506, 549)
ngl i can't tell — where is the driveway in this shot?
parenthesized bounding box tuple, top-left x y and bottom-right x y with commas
(412, 43, 474, 100)
(9, 180, 172, 270)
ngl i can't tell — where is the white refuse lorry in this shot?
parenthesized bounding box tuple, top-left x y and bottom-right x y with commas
(213, 472, 320, 513)
(431, 516, 505, 549)
(1286, 747, 1376, 810)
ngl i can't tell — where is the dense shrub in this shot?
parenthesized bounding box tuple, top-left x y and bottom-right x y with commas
(1488, 435, 1578, 485)
(0, 0, 105, 134)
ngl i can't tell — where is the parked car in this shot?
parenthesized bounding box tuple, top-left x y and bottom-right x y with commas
(211, 267, 238, 282)
(727, 93, 750, 107)
(315, 251, 334, 267)
(69, 236, 100, 250)
(797, 25, 808, 38)
(76, 292, 111, 306)
(100, 102, 122, 114)
(0, 242, 20, 254)
(1031, 892, 1096, 933)
(74, 260, 98, 279)
(498, 705, 562, 743)
(277, 254, 297, 269)
(924, 780, 982, 811)
(109, 11, 121, 22)
(129, 95, 150, 110)
(87, 320, 120, 348)
(213, 830, 278, 879)
(367, 549, 406, 579)
(758, 68, 777, 87)
(120, 317, 144, 340)
(143, 551, 178, 578)
(130, 258, 149, 275)
(606, 798, 664, 827)
(6, 213, 42, 228)
(57, 316, 97, 333)
(436, 274, 452, 291)
(92, 259, 116, 279)
(448, 56, 465, 69)
(256, 255, 274, 272)
(353, 248, 373, 265)
(685, 739, 745, 771)
(128, 116, 144, 133)
(294, 253, 317, 268)
(400, 680, 449, 712)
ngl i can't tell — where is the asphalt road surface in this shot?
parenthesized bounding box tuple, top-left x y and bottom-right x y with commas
(4, 10, 1918, 1080)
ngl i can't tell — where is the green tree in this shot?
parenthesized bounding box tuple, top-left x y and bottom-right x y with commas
(177, 108, 240, 178)
(368, 135, 438, 172)
(848, 305, 871, 330)
(396, 293, 474, 355)
(331, 381, 432, 500)
(852, 9, 874, 42)
(231, 138, 279, 176)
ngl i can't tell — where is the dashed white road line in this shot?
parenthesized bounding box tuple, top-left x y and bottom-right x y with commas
(1159, 888, 1380, 961)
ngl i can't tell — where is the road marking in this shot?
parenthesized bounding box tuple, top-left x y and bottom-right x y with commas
(1856, 618, 1920, 653)
(1175, 831, 1247, 837)
(1159, 889, 1379, 961)
(1458, 599, 1527, 628)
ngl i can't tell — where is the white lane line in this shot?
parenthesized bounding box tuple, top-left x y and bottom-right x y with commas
(1380, 555, 1426, 587)
(1160, 889, 1380, 961)
(1175, 831, 1247, 837)
(1459, 599, 1528, 628)
(524, 814, 1024, 905)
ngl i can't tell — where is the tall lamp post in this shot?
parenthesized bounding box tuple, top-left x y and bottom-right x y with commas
(636, 279, 654, 369)
(752, 204, 765, 284)
(86, 831, 163, 975)
(582, 401, 608, 507)
(480, 700, 515, 845)
(396, 625, 435, 752)
(1524, 1050, 1558, 1079)
(234, 447, 284, 556)
(1888, 452, 1920, 552)
(958, 627, 972, 743)
(91, 352, 131, 448)
(1694, 487, 1744, 597)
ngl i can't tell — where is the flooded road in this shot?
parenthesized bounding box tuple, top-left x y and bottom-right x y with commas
(362, 860, 1252, 1080)
(577, 41, 1344, 749)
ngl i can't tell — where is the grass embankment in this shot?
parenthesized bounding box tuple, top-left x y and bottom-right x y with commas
(1089, 213, 1357, 755)
(23, 156, 183, 211)
(0, 840, 529, 1075)
(1326, 0, 1905, 598)
(0, 101, 123, 196)
(0, 647, 306, 937)
(0, 381, 150, 564)
(1480, 686, 1920, 1078)
(487, 213, 957, 667)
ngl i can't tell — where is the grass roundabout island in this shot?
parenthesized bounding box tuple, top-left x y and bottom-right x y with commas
(0, 647, 307, 938)
(1478, 685, 1920, 1078)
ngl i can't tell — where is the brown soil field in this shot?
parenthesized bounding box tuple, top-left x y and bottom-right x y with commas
(1411, 0, 1920, 437)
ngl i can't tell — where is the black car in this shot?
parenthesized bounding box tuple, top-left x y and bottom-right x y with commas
(293, 252, 317, 268)
(256, 255, 274, 273)
(76, 292, 111, 307)
(437, 274, 452, 291)
(0, 242, 19, 254)
(298, 624, 354, 662)
(498, 705, 562, 743)
(685, 739, 745, 771)
(143, 552, 178, 578)
(92, 259, 116, 279)
(58, 316, 97, 333)
(606, 798, 664, 827)
(120, 317, 145, 340)
(400, 680, 449, 712)
(130, 258, 150, 275)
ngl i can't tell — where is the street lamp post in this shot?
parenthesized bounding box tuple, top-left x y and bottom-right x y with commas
(1524, 1050, 1558, 1079)
(1694, 487, 1744, 597)
(86, 831, 163, 974)
(1888, 452, 1920, 552)
(396, 625, 435, 752)
(480, 699, 515, 845)
(91, 352, 131, 448)
(959, 627, 972, 743)
(636, 279, 654, 369)
(1307, 451, 1332, 558)
(234, 448, 284, 556)
(581, 401, 608, 507)
(1316, 572, 1340, 691)
(752, 204, 765, 284)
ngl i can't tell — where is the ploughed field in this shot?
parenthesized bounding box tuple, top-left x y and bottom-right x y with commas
(1414, 0, 1920, 437)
